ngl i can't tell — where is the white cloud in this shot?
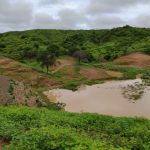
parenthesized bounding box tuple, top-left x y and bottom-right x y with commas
(89, 15, 125, 29)
(0, 0, 33, 23)
(0, 0, 150, 32)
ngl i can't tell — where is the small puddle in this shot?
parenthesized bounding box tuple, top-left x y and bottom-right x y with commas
(44, 79, 150, 118)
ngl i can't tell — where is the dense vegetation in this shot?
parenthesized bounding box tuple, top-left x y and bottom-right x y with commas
(0, 26, 150, 149)
(0, 106, 149, 150)
(0, 25, 150, 63)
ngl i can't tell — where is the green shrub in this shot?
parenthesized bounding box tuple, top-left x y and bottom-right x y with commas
(0, 106, 149, 149)
(4, 126, 108, 150)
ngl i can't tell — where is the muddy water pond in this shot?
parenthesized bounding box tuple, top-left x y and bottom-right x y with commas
(45, 79, 150, 118)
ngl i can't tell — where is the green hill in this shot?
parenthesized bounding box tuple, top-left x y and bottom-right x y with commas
(0, 25, 150, 62)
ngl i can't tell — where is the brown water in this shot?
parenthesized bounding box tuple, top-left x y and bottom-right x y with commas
(44, 79, 150, 118)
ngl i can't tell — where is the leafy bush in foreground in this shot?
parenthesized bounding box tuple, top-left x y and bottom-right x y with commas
(0, 106, 149, 150)
(4, 127, 108, 150)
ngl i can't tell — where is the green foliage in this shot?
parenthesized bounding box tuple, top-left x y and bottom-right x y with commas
(8, 80, 16, 101)
(47, 102, 66, 111)
(142, 70, 150, 86)
(1, 26, 150, 63)
(92, 62, 145, 79)
(52, 74, 98, 91)
(8, 81, 14, 96)
(37, 51, 56, 73)
(22, 46, 37, 59)
(0, 43, 6, 48)
(47, 43, 61, 56)
(0, 106, 149, 150)
(74, 65, 81, 74)
(23, 60, 45, 72)
(4, 127, 105, 150)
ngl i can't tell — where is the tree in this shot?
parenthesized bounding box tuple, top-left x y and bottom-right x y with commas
(34, 43, 39, 49)
(90, 31, 101, 44)
(73, 50, 88, 64)
(22, 46, 37, 59)
(0, 43, 6, 48)
(38, 51, 56, 73)
(63, 33, 85, 54)
(47, 44, 60, 56)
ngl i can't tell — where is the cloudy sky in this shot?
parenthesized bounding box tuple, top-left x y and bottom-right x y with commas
(0, 0, 150, 32)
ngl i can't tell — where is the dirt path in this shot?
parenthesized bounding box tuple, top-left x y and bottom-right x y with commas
(52, 64, 66, 74)
(51, 56, 76, 74)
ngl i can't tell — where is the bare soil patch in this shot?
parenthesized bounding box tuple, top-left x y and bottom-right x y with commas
(0, 57, 16, 68)
(114, 53, 150, 68)
(106, 70, 123, 78)
(57, 66, 78, 79)
(57, 56, 76, 66)
(0, 75, 11, 104)
(0, 139, 9, 150)
(51, 56, 76, 74)
(80, 68, 110, 80)
(0, 56, 58, 106)
(80, 67, 123, 80)
(0, 75, 41, 106)
(0, 56, 57, 87)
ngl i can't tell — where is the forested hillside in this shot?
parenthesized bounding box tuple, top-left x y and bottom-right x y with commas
(0, 25, 150, 62)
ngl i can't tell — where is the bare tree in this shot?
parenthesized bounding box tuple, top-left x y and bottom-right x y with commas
(73, 50, 88, 64)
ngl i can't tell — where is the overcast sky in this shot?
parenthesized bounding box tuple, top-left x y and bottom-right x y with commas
(0, 0, 150, 33)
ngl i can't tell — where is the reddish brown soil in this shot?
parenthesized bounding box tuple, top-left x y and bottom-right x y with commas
(0, 56, 58, 106)
(80, 68, 123, 80)
(51, 56, 76, 74)
(0, 76, 11, 104)
(106, 70, 123, 78)
(114, 53, 150, 68)
(0, 139, 9, 150)
(57, 66, 77, 79)
(0, 56, 57, 87)
(80, 68, 110, 80)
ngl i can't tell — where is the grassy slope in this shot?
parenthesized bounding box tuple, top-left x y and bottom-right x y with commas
(0, 55, 125, 92)
(0, 106, 150, 150)
(0, 56, 59, 106)
(2, 53, 147, 92)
